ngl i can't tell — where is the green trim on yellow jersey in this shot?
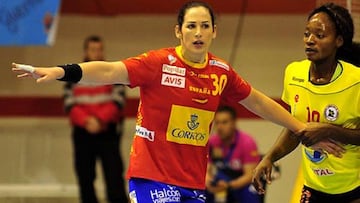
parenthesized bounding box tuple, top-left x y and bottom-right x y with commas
(284, 60, 360, 95)
(330, 62, 343, 82)
(282, 59, 360, 194)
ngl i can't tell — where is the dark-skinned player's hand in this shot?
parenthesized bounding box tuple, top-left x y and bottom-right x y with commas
(252, 157, 272, 194)
(301, 122, 346, 157)
(309, 139, 345, 158)
(302, 122, 335, 146)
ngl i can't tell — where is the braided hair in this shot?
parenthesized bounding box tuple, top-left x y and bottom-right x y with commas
(309, 3, 360, 66)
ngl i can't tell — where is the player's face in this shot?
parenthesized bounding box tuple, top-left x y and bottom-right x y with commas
(214, 112, 236, 140)
(175, 6, 217, 62)
(85, 41, 104, 61)
(303, 12, 343, 63)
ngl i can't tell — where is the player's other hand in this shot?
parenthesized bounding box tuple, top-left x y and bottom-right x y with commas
(12, 63, 64, 83)
(301, 122, 348, 147)
(310, 139, 345, 158)
(252, 157, 272, 194)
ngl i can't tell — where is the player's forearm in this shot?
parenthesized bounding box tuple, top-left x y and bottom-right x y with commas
(328, 125, 360, 145)
(78, 61, 129, 85)
(240, 88, 306, 133)
(264, 128, 301, 162)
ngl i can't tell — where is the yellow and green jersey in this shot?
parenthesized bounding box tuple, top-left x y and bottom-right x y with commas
(282, 60, 360, 194)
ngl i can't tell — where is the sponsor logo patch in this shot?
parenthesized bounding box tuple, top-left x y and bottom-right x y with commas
(166, 105, 214, 146)
(304, 148, 327, 163)
(161, 73, 185, 88)
(187, 114, 200, 130)
(191, 98, 208, 104)
(189, 86, 211, 95)
(189, 71, 209, 79)
(294, 94, 299, 103)
(193, 191, 206, 202)
(312, 168, 335, 176)
(167, 55, 177, 64)
(209, 59, 229, 71)
(324, 105, 339, 122)
(135, 125, 155, 141)
(292, 76, 305, 83)
(150, 185, 181, 203)
(162, 64, 186, 76)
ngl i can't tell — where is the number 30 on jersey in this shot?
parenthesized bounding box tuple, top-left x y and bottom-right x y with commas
(211, 74, 227, 96)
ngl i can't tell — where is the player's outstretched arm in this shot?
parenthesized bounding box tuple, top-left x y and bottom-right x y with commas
(12, 61, 130, 85)
(239, 88, 306, 133)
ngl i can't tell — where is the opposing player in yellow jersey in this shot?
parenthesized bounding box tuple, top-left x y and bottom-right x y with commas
(253, 3, 360, 203)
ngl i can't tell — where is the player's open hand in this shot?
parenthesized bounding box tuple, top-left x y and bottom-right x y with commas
(252, 157, 272, 194)
(12, 63, 64, 83)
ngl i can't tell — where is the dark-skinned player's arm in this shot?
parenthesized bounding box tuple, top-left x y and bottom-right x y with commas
(252, 107, 346, 194)
(302, 122, 360, 146)
(253, 127, 346, 194)
(252, 128, 300, 194)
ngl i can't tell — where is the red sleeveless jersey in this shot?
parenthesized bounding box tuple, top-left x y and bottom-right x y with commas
(123, 46, 251, 189)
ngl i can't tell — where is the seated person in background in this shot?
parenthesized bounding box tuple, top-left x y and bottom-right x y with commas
(206, 106, 261, 203)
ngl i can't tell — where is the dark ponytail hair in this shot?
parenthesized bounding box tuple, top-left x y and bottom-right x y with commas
(308, 3, 360, 66)
(177, 1, 216, 30)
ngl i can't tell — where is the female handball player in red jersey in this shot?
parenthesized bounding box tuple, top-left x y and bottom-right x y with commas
(252, 3, 360, 203)
(12, 1, 342, 203)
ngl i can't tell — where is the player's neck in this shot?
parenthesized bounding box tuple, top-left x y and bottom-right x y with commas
(310, 58, 337, 84)
(181, 48, 206, 64)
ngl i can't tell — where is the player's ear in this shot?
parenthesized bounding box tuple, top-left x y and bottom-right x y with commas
(336, 35, 344, 48)
(212, 24, 217, 39)
(175, 25, 182, 39)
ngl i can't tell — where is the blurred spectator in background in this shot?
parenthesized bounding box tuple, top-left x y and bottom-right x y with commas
(206, 106, 261, 203)
(64, 35, 128, 203)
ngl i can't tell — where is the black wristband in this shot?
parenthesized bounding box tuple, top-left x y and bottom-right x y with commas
(57, 64, 82, 83)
